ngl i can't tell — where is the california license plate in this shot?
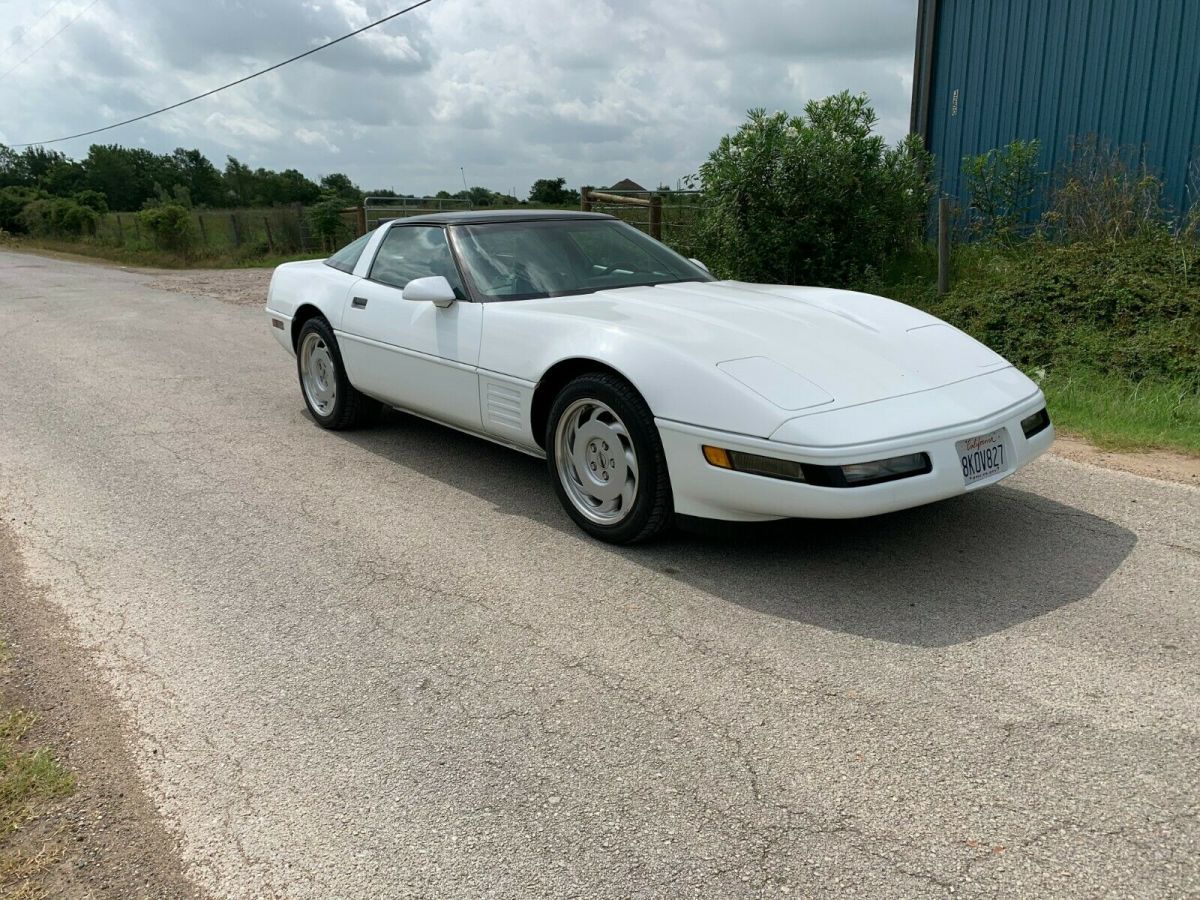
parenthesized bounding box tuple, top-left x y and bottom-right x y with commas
(956, 427, 1010, 486)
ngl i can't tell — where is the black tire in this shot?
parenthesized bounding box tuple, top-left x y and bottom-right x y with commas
(545, 373, 673, 544)
(295, 317, 378, 430)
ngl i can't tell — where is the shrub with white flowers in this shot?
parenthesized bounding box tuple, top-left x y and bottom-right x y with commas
(695, 91, 931, 285)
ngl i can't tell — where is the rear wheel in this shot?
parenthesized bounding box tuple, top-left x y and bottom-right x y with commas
(546, 373, 672, 544)
(296, 317, 378, 429)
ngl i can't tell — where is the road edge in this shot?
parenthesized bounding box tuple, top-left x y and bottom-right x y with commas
(0, 512, 206, 900)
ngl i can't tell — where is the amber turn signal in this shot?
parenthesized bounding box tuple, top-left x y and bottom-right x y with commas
(701, 445, 733, 469)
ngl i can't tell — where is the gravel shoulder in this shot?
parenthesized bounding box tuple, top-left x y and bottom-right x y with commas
(144, 267, 274, 307)
(0, 515, 203, 900)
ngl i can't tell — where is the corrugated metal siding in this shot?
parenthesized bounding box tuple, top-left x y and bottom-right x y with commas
(920, 0, 1200, 217)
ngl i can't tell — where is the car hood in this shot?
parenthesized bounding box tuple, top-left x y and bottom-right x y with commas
(535, 280, 1011, 412)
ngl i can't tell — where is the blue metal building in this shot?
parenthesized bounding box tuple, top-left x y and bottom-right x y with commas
(911, 0, 1200, 217)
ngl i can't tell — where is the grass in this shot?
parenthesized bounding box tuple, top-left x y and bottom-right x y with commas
(4, 235, 318, 270)
(0, 643, 76, 900)
(871, 238, 1199, 456)
(1039, 370, 1200, 455)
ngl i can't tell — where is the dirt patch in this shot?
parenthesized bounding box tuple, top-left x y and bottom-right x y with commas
(145, 268, 274, 307)
(0, 517, 203, 900)
(1051, 433, 1199, 487)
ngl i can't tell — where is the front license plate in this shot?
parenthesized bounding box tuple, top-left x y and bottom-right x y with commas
(956, 427, 1010, 486)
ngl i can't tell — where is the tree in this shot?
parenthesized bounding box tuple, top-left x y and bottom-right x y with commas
(0, 144, 31, 187)
(696, 92, 931, 284)
(169, 148, 225, 207)
(453, 185, 502, 207)
(223, 157, 254, 207)
(273, 169, 321, 204)
(528, 177, 579, 206)
(20, 146, 69, 183)
(83, 144, 163, 210)
(43, 159, 88, 196)
(319, 173, 361, 203)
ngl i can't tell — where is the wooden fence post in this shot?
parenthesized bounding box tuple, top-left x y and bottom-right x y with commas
(937, 197, 951, 296)
(197, 214, 207, 246)
(263, 216, 274, 252)
(649, 194, 662, 241)
(580, 187, 593, 212)
(230, 213, 242, 247)
(132, 216, 140, 242)
(292, 203, 307, 252)
(356, 203, 367, 237)
(115, 214, 124, 245)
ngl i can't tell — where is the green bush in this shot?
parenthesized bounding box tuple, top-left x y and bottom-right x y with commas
(962, 138, 1043, 243)
(17, 198, 99, 238)
(694, 92, 931, 285)
(0, 186, 45, 232)
(911, 236, 1199, 382)
(71, 189, 109, 215)
(307, 195, 352, 251)
(138, 203, 196, 252)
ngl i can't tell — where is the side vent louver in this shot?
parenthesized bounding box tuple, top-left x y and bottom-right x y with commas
(485, 382, 523, 431)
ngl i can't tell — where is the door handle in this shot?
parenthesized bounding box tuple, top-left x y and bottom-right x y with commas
(351, 296, 368, 309)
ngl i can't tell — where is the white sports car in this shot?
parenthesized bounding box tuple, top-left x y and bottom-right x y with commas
(265, 210, 1053, 543)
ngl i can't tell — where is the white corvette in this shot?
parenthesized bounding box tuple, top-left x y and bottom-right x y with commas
(265, 211, 1053, 543)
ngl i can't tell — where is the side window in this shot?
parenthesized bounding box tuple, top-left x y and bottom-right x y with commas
(369, 226, 466, 296)
(325, 232, 372, 273)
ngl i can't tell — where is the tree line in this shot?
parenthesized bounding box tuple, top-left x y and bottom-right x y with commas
(0, 142, 390, 213)
(0, 142, 584, 217)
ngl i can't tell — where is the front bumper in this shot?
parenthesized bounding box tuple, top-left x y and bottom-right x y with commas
(657, 388, 1053, 522)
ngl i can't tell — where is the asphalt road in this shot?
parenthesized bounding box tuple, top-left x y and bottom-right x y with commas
(2, 249, 1197, 898)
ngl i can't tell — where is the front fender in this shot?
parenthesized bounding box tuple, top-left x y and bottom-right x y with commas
(478, 302, 791, 438)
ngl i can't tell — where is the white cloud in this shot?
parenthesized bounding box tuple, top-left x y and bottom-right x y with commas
(295, 127, 341, 154)
(0, 0, 918, 195)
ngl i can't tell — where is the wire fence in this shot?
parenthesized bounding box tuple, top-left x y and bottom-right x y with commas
(581, 190, 710, 258)
(363, 196, 472, 230)
(88, 191, 713, 259)
(96, 205, 318, 254)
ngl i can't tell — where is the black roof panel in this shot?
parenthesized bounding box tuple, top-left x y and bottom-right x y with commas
(381, 209, 616, 226)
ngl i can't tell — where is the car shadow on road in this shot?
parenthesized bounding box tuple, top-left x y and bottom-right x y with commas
(335, 411, 1137, 648)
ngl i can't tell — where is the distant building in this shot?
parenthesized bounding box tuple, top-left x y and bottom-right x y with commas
(911, 0, 1200, 215)
(606, 178, 647, 193)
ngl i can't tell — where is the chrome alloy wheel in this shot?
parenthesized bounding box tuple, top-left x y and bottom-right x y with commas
(299, 331, 337, 416)
(554, 398, 639, 524)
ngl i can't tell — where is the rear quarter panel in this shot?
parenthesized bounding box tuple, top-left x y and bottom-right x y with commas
(266, 260, 358, 332)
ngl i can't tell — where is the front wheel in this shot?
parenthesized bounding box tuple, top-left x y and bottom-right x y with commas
(296, 317, 378, 429)
(545, 373, 672, 544)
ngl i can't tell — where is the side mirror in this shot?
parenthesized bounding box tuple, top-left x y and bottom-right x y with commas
(402, 275, 457, 308)
(689, 258, 710, 273)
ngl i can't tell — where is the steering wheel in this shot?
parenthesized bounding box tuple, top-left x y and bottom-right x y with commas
(483, 261, 539, 296)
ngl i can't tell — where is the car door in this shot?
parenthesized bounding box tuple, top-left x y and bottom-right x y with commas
(336, 224, 483, 430)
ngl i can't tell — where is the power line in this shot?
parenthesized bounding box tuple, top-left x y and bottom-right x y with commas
(0, 0, 68, 57)
(1, 0, 102, 80)
(11, 0, 437, 147)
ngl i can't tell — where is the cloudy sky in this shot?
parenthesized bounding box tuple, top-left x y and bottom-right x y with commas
(0, 0, 919, 195)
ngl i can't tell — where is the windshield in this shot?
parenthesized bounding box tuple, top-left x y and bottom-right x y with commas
(451, 219, 713, 301)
